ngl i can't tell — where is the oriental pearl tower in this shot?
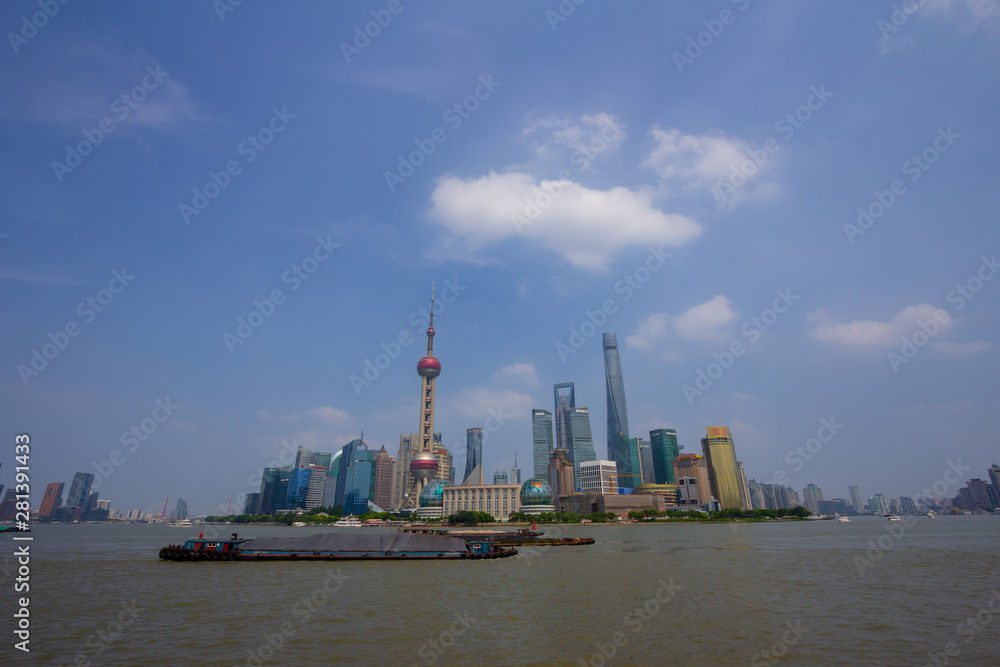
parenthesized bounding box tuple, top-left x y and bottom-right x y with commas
(405, 282, 442, 508)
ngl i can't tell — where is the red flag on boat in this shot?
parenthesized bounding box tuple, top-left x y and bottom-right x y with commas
(198, 531, 203, 539)
(532, 521, 535, 530)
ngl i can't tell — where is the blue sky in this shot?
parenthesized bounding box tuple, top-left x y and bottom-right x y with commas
(2, 1, 998, 515)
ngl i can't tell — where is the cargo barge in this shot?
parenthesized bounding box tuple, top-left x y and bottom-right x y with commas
(159, 530, 516, 561)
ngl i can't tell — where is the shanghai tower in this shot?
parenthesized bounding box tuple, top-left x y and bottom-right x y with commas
(603, 333, 630, 469)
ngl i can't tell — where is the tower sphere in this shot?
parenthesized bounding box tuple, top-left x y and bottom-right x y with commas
(417, 356, 441, 378)
(409, 451, 439, 482)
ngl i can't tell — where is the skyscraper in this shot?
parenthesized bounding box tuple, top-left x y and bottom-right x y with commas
(39, 482, 64, 519)
(373, 446, 396, 511)
(511, 453, 521, 485)
(603, 333, 630, 465)
(637, 438, 654, 484)
(618, 437, 644, 490)
(848, 485, 863, 513)
(649, 429, 680, 484)
(580, 460, 617, 495)
(674, 453, 712, 505)
(737, 462, 752, 510)
(701, 427, 744, 509)
(532, 409, 554, 478)
(286, 468, 311, 509)
(568, 407, 597, 490)
(305, 466, 328, 509)
(547, 448, 575, 499)
(554, 383, 575, 451)
(802, 483, 823, 515)
(465, 428, 483, 484)
(66, 472, 95, 508)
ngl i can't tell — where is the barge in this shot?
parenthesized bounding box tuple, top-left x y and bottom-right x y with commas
(159, 531, 517, 561)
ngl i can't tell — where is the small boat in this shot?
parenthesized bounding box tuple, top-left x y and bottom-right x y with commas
(836, 514, 850, 523)
(926, 510, 936, 518)
(886, 514, 901, 522)
(291, 521, 307, 527)
(167, 519, 193, 528)
(334, 516, 363, 527)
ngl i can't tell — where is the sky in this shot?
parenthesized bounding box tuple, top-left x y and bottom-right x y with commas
(1, 0, 998, 515)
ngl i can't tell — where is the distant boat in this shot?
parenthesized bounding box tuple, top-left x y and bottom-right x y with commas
(836, 514, 850, 523)
(926, 510, 936, 518)
(886, 515, 902, 522)
(167, 519, 193, 528)
(291, 521, 307, 527)
(334, 516, 363, 527)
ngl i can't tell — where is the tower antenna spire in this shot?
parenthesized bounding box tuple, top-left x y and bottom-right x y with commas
(427, 279, 435, 355)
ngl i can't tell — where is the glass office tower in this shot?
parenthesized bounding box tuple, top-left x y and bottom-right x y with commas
(650, 428, 680, 484)
(603, 333, 630, 466)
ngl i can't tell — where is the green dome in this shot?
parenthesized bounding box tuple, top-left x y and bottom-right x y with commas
(519, 478, 553, 506)
(419, 479, 452, 508)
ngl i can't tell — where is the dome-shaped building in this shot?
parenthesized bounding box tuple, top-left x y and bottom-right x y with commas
(415, 478, 451, 518)
(519, 478, 555, 515)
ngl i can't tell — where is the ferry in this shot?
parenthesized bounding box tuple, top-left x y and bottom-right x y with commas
(886, 514, 902, 522)
(167, 519, 193, 528)
(334, 516, 364, 527)
(158, 530, 516, 561)
(836, 514, 850, 523)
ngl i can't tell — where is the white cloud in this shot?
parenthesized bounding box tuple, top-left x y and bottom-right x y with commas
(524, 112, 627, 167)
(809, 304, 952, 347)
(674, 295, 738, 341)
(428, 171, 700, 270)
(494, 363, 540, 386)
(626, 313, 672, 351)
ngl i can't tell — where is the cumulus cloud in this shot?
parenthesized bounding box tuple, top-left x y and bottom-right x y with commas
(674, 295, 738, 341)
(494, 363, 540, 386)
(809, 304, 952, 347)
(626, 296, 737, 353)
(524, 112, 627, 167)
(428, 171, 701, 270)
(643, 127, 775, 209)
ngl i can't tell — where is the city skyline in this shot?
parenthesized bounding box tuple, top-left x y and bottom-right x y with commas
(2, 3, 998, 514)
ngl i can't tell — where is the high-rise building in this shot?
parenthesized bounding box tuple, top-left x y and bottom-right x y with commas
(701, 427, 744, 509)
(373, 446, 396, 511)
(464, 428, 483, 484)
(737, 462, 752, 510)
(637, 438, 654, 485)
(674, 453, 712, 504)
(965, 479, 993, 510)
(39, 482, 64, 519)
(531, 409, 554, 478)
(649, 429, 680, 485)
(0, 490, 18, 521)
(568, 407, 597, 490)
(243, 493, 260, 515)
(305, 466, 328, 509)
(170, 498, 188, 521)
(511, 453, 521, 485)
(493, 471, 508, 485)
(554, 383, 575, 452)
(547, 448, 575, 499)
(802, 484, 823, 515)
(746, 479, 767, 510)
(66, 472, 95, 508)
(618, 437, 645, 490)
(393, 431, 447, 510)
(287, 468, 311, 509)
(580, 460, 617, 495)
(898, 496, 918, 514)
(868, 493, 890, 515)
(848, 485, 864, 513)
(258, 467, 282, 515)
(603, 332, 631, 466)
(294, 446, 317, 470)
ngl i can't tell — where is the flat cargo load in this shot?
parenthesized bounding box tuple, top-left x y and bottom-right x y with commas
(240, 531, 470, 554)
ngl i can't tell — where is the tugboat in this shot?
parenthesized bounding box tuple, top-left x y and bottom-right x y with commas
(159, 530, 517, 561)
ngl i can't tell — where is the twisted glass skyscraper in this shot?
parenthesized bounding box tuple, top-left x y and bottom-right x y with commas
(603, 333, 631, 471)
